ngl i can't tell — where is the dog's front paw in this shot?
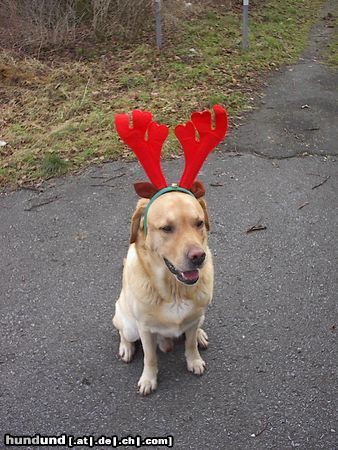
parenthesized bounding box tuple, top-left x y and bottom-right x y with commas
(197, 328, 209, 349)
(137, 376, 157, 396)
(187, 358, 206, 375)
(119, 341, 135, 363)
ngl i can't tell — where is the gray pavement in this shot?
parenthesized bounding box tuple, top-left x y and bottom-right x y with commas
(1, 3, 337, 450)
(226, 0, 338, 159)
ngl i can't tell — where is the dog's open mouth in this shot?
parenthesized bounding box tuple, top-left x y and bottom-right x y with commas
(164, 258, 199, 285)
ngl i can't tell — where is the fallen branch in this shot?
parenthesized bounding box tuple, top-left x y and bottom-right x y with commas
(246, 217, 267, 233)
(104, 172, 126, 182)
(24, 195, 59, 211)
(251, 420, 272, 438)
(90, 184, 115, 188)
(298, 201, 309, 210)
(311, 176, 330, 190)
(20, 185, 44, 193)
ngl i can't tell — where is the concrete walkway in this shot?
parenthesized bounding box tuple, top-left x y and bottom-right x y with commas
(1, 3, 337, 449)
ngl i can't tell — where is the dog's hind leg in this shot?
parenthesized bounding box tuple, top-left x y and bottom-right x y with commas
(113, 300, 136, 363)
(113, 314, 135, 362)
(118, 330, 135, 363)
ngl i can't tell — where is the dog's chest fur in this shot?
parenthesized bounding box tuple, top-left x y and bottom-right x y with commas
(146, 299, 201, 338)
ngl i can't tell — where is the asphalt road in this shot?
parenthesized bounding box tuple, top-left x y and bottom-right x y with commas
(1, 3, 337, 450)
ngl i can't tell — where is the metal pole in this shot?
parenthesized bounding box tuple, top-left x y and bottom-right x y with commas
(242, 0, 249, 50)
(155, 0, 162, 50)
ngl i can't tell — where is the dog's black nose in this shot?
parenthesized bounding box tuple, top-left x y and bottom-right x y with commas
(187, 247, 206, 267)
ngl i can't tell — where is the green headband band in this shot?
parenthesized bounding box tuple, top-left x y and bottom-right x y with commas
(143, 184, 194, 235)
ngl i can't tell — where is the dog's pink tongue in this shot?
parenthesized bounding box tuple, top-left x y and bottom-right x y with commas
(180, 270, 199, 282)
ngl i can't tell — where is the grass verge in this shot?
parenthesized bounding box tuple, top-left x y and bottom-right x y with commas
(0, 0, 327, 188)
(324, 15, 338, 66)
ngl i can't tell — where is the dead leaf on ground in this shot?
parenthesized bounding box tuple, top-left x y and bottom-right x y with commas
(75, 231, 88, 241)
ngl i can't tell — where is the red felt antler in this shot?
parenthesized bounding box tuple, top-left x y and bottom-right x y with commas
(115, 110, 169, 189)
(175, 105, 228, 189)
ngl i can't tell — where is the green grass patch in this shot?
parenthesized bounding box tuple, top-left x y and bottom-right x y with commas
(41, 152, 70, 176)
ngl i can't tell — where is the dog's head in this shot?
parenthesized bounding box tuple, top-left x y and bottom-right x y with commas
(116, 106, 227, 286)
(130, 191, 210, 285)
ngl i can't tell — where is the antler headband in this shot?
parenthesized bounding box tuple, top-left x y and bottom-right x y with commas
(115, 105, 228, 232)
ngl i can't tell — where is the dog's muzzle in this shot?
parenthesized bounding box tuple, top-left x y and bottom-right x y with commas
(164, 258, 200, 285)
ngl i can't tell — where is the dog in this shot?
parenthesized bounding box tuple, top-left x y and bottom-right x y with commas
(112, 184, 213, 395)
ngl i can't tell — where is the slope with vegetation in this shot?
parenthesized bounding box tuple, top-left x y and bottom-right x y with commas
(0, 0, 329, 187)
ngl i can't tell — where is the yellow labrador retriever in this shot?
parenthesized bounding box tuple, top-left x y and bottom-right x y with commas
(113, 104, 228, 395)
(113, 188, 213, 395)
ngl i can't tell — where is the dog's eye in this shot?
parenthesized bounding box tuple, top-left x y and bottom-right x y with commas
(160, 225, 174, 233)
(196, 220, 204, 228)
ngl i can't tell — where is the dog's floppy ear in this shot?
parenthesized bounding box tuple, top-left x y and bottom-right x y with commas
(198, 198, 210, 231)
(130, 198, 149, 243)
(191, 180, 209, 230)
(190, 180, 206, 199)
(134, 182, 158, 199)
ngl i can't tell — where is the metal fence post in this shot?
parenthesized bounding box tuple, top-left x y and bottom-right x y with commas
(154, 0, 162, 49)
(242, 0, 249, 50)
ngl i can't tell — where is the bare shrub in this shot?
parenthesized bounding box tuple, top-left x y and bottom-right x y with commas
(0, 0, 155, 49)
(116, 0, 153, 36)
(0, 0, 79, 49)
(92, 0, 153, 38)
(92, 0, 113, 32)
(158, 0, 208, 41)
